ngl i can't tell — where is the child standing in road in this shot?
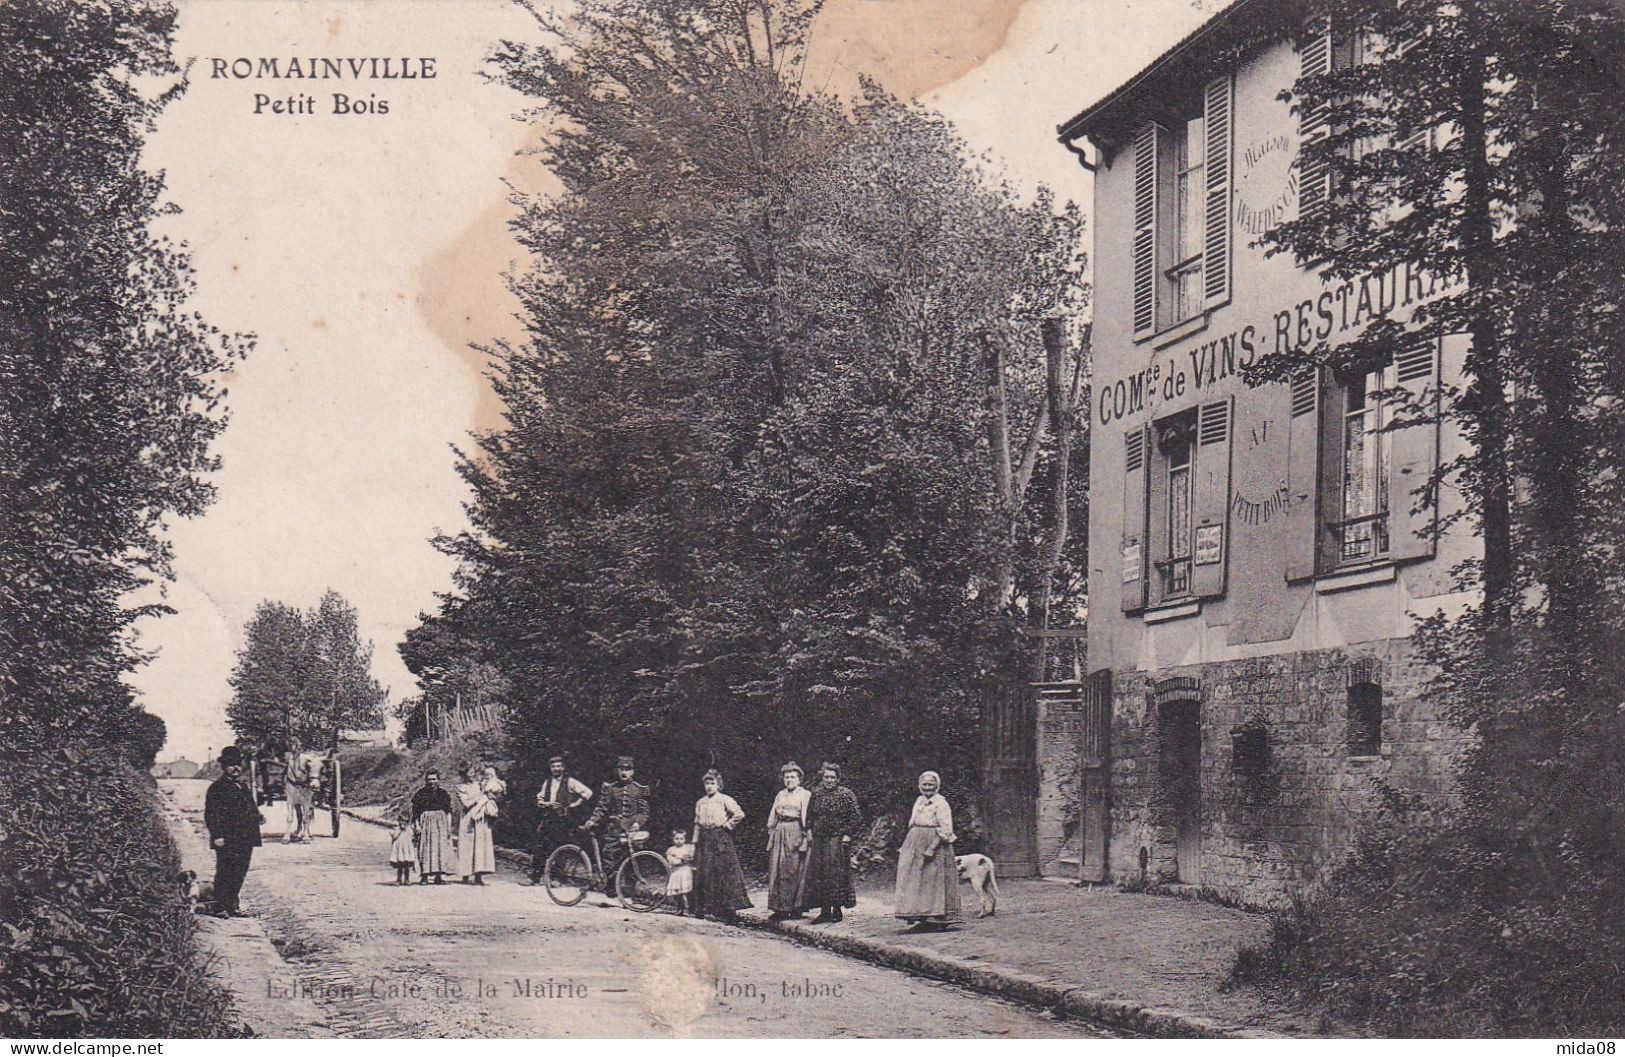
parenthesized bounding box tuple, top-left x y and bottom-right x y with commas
(665, 828, 695, 915)
(389, 819, 416, 885)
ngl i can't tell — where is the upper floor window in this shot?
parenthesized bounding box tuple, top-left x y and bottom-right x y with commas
(1131, 74, 1234, 340)
(1156, 412, 1197, 599)
(1282, 340, 1442, 582)
(1122, 399, 1233, 613)
(1338, 371, 1392, 565)
(1171, 114, 1208, 324)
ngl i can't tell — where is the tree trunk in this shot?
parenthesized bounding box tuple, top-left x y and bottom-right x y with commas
(1455, 23, 1515, 635)
(1032, 319, 1084, 680)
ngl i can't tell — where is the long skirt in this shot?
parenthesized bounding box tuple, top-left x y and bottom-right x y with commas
(458, 813, 496, 878)
(693, 825, 752, 914)
(801, 835, 856, 910)
(893, 824, 962, 922)
(415, 810, 454, 876)
(765, 818, 808, 913)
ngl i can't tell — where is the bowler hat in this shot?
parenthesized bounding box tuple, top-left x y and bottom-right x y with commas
(219, 746, 244, 767)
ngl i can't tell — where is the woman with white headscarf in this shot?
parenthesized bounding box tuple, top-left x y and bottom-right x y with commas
(893, 770, 962, 930)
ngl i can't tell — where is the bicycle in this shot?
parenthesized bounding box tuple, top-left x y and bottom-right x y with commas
(543, 828, 671, 913)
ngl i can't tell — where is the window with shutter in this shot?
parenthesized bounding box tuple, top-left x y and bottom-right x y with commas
(1202, 75, 1234, 309)
(1283, 371, 1322, 582)
(1132, 124, 1160, 339)
(1191, 398, 1233, 598)
(1121, 426, 1151, 612)
(1148, 410, 1198, 605)
(1297, 20, 1334, 218)
(1386, 338, 1440, 562)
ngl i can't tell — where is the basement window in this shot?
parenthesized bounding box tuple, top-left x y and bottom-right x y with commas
(1231, 720, 1271, 778)
(1348, 682, 1383, 757)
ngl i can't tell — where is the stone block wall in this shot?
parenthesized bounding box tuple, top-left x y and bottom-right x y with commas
(1104, 638, 1469, 907)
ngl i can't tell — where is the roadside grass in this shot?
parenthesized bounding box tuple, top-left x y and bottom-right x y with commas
(0, 750, 242, 1037)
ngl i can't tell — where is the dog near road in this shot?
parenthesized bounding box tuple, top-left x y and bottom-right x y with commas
(178, 869, 214, 912)
(954, 853, 999, 917)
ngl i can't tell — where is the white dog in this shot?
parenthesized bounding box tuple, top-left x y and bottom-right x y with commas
(954, 853, 999, 917)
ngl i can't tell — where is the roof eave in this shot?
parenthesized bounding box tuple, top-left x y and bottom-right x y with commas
(1056, 0, 1302, 149)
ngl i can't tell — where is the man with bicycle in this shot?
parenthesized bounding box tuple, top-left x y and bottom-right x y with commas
(526, 755, 593, 886)
(579, 754, 648, 888)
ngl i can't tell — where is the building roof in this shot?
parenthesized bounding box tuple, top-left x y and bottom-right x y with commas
(1057, 0, 1303, 149)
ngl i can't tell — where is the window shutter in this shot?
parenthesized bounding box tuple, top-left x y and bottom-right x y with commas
(1202, 74, 1234, 309)
(1387, 338, 1440, 562)
(1191, 397, 1233, 598)
(1284, 371, 1322, 582)
(1132, 123, 1161, 338)
(1316, 371, 1348, 573)
(1121, 425, 1151, 612)
(1297, 19, 1334, 219)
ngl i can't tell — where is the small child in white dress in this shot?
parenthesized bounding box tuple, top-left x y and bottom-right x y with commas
(389, 819, 416, 885)
(665, 828, 695, 915)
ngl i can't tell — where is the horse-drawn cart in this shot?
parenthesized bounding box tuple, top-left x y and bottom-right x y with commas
(246, 746, 343, 838)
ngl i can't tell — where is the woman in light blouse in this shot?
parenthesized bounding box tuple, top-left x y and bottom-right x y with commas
(893, 770, 962, 930)
(765, 761, 811, 921)
(692, 768, 752, 922)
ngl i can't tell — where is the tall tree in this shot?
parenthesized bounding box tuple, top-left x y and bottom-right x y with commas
(415, 0, 1088, 829)
(227, 593, 386, 749)
(0, 0, 249, 748)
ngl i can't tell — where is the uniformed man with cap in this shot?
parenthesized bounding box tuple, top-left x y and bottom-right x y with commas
(581, 754, 649, 883)
(204, 745, 263, 917)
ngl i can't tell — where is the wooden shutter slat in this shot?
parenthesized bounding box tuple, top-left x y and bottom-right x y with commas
(1192, 397, 1233, 598)
(1202, 74, 1234, 308)
(1121, 426, 1151, 612)
(1133, 123, 1160, 338)
(1298, 20, 1334, 218)
(1284, 371, 1322, 582)
(1387, 339, 1439, 562)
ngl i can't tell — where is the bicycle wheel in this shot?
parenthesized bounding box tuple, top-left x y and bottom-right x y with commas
(544, 845, 593, 907)
(616, 850, 671, 913)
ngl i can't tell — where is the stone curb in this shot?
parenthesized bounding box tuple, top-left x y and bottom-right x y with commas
(732, 914, 1283, 1039)
(341, 807, 1282, 1039)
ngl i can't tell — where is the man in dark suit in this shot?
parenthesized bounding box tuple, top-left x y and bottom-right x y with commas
(580, 754, 649, 884)
(204, 745, 263, 917)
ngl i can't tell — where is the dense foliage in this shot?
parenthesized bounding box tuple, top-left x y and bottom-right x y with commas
(1235, 0, 1625, 1034)
(226, 591, 388, 750)
(0, 752, 241, 1038)
(0, 1, 248, 1035)
(403, 0, 1089, 848)
(0, 0, 248, 749)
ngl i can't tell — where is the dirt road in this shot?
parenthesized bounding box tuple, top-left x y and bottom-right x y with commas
(162, 780, 1107, 1038)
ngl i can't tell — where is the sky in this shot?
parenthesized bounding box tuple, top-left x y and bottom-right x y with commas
(132, 0, 1218, 763)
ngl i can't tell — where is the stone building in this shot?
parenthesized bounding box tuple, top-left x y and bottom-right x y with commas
(1046, 0, 1475, 905)
(151, 757, 201, 779)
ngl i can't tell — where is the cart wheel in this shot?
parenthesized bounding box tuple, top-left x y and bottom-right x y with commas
(544, 845, 592, 907)
(617, 850, 671, 913)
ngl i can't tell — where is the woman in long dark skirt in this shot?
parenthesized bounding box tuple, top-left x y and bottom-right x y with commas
(801, 762, 862, 924)
(692, 768, 751, 922)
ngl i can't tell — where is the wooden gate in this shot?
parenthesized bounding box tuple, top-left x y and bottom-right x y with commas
(1079, 668, 1113, 882)
(981, 680, 1038, 878)
(1156, 690, 1203, 884)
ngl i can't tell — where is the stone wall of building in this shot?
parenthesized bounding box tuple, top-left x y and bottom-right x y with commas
(1103, 639, 1468, 907)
